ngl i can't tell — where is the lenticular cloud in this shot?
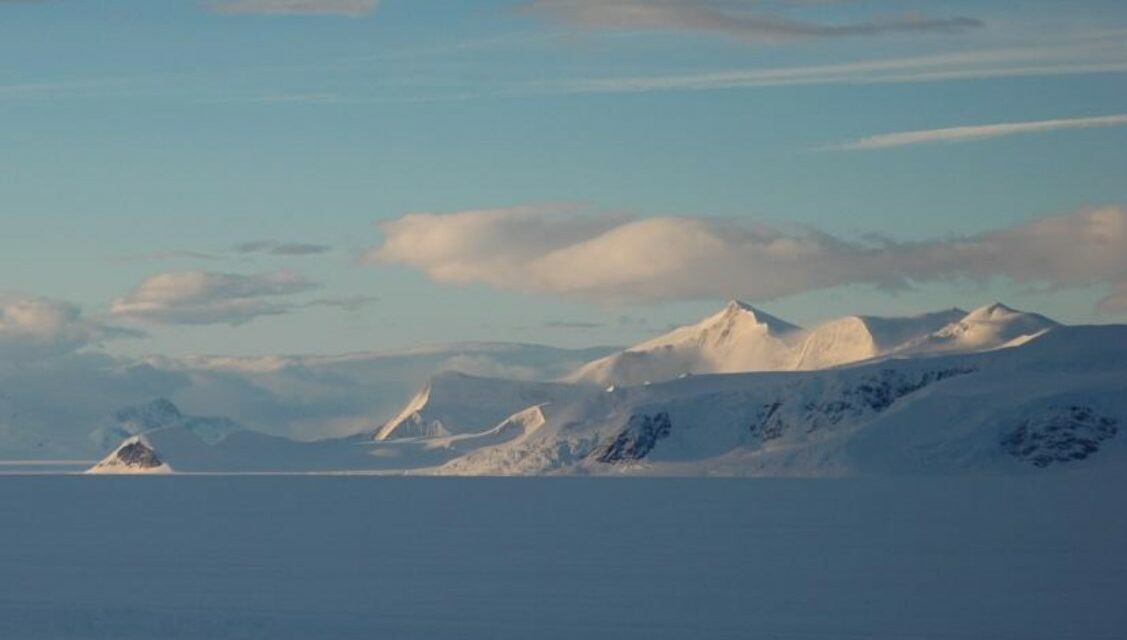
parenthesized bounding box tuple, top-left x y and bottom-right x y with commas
(366, 204, 1127, 312)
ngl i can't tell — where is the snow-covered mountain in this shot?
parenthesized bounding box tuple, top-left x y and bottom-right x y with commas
(0, 340, 614, 459)
(433, 324, 1126, 476)
(91, 398, 243, 451)
(567, 301, 1058, 386)
(892, 302, 1059, 355)
(566, 301, 803, 386)
(374, 371, 583, 440)
(89, 304, 1127, 477)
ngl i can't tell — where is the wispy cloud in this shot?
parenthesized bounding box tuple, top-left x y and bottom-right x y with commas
(113, 242, 332, 264)
(114, 250, 219, 264)
(366, 204, 1127, 314)
(234, 241, 334, 256)
(829, 113, 1127, 150)
(209, 0, 380, 16)
(545, 35, 1127, 94)
(303, 295, 380, 312)
(112, 271, 318, 326)
(519, 0, 981, 44)
(544, 320, 604, 330)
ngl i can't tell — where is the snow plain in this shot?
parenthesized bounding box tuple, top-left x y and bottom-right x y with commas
(2, 473, 1125, 640)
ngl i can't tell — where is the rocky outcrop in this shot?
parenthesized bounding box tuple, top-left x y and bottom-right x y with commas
(593, 412, 673, 464)
(1002, 406, 1118, 467)
(752, 367, 975, 441)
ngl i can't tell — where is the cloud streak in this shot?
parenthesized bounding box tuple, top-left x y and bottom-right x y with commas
(234, 241, 334, 256)
(830, 113, 1127, 150)
(543, 33, 1127, 94)
(112, 271, 318, 326)
(520, 0, 981, 44)
(209, 0, 380, 16)
(366, 204, 1127, 313)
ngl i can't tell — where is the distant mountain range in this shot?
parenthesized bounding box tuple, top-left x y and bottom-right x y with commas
(91, 301, 1125, 476)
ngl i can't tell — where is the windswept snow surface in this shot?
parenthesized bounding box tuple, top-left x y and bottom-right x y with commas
(1, 475, 1126, 639)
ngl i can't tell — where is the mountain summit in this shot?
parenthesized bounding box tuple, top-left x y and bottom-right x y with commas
(566, 300, 803, 386)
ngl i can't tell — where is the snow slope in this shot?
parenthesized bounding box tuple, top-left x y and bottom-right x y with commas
(789, 308, 965, 369)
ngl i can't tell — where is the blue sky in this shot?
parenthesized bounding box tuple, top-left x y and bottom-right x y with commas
(2, 0, 1126, 357)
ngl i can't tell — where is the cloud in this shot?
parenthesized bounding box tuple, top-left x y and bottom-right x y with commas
(114, 250, 218, 263)
(544, 320, 603, 330)
(234, 241, 333, 256)
(365, 204, 1127, 313)
(0, 294, 141, 359)
(829, 113, 1127, 150)
(519, 0, 981, 44)
(111, 271, 318, 326)
(1097, 284, 1127, 315)
(209, 0, 380, 16)
(304, 295, 380, 312)
(543, 33, 1127, 94)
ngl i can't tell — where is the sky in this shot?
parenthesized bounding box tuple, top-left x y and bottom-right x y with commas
(1, 0, 1126, 358)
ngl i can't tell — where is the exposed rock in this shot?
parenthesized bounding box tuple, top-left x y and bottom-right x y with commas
(1002, 406, 1118, 467)
(593, 412, 673, 463)
(114, 441, 163, 469)
(751, 367, 975, 440)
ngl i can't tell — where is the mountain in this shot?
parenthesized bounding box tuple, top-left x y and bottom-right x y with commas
(566, 300, 804, 386)
(89, 318, 1127, 477)
(374, 371, 583, 440)
(435, 324, 1126, 476)
(567, 302, 1059, 387)
(0, 340, 616, 460)
(894, 302, 1059, 355)
(85, 301, 1118, 477)
(90, 398, 243, 451)
(88, 435, 171, 474)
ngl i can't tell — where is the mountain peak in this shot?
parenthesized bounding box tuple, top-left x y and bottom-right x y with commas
(962, 302, 1059, 326)
(710, 300, 800, 335)
(966, 302, 1019, 320)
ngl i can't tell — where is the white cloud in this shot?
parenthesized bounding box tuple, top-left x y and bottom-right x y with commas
(520, 0, 980, 44)
(830, 114, 1127, 150)
(210, 0, 379, 16)
(0, 294, 140, 359)
(366, 204, 1127, 313)
(111, 271, 318, 326)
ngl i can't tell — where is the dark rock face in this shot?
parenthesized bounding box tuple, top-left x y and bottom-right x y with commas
(594, 412, 673, 463)
(1002, 406, 1118, 467)
(115, 441, 163, 469)
(751, 367, 975, 441)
